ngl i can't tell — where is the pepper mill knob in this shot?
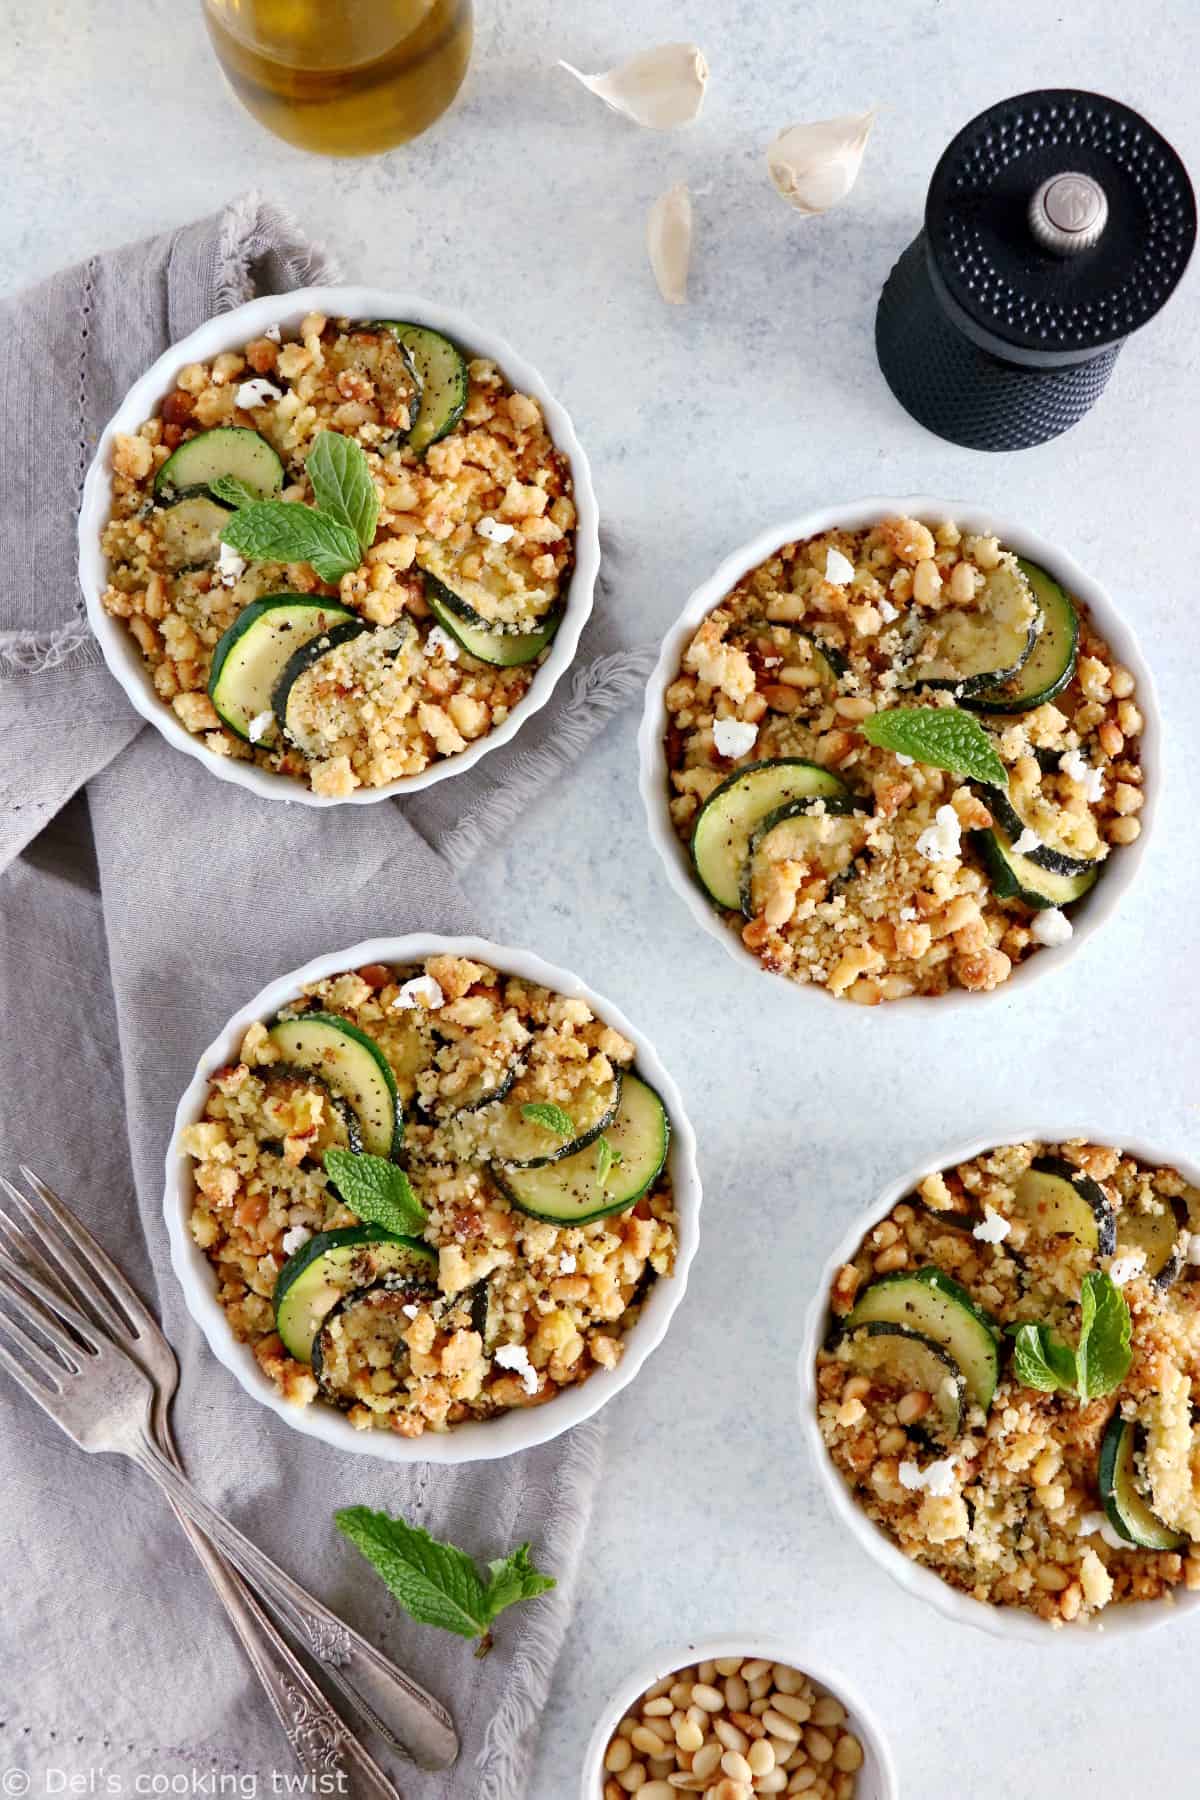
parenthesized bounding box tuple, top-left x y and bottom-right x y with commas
(1029, 172, 1109, 255)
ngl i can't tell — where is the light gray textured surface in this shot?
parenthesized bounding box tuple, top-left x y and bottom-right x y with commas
(3, 1, 1200, 1796)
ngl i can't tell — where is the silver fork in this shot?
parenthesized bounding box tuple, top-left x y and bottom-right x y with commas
(0, 1169, 458, 1777)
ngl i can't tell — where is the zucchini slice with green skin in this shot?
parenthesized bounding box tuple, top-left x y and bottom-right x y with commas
(268, 1012, 401, 1158)
(907, 560, 1041, 695)
(208, 597, 358, 742)
(417, 545, 557, 637)
(426, 583, 563, 667)
(1012, 1158, 1116, 1257)
(740, 797, 868, 920)
(734, 619, 849, 686)
(1115, 1199, 1185, 1291)
(1099, 1413, 1189, 1550)
(378, 322, 468, 453)
(312, 1275, 437, 1406)
(493, 1074, 670, 1225)
(159, 495, 233, 571)
(981, 785, 1106, 879)
(271, 619, 372, 752)
(965, 560, 1078, 714)
(834, 1322, 965, 1447)
(460, 1071, 622, 1168)
(975, 825, 1101, 910)
(691, 759, 852, 912)
(469, 1277, 504, 1351)
(274, 1227, 434, 1363)
(325, 328, 422, 448)
(260, 1064, 365, 1156)
(154, 427, 284, 501)
(847, 1268, 1000, 1409)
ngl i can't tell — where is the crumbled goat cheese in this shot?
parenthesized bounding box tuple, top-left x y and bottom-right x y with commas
(1109, 1248, 1147, 1286)
(973, 1206, 1011, 1244)
(1078, 1510, 1134, 1553)
(280, 1225, 312, 1255)
(263, 323, 282, 343)
(217, 541, 247, 586)
(712, 716, 759, 759)
(1012, 826, 1042, 855)
(878, 598, 898, 623)
(894, 752, 914, 766)
(1186, 1234, 1200, 1267)
(558, 1252, 577, 1274)
(247, 710, 274, 744)
(476, 515, 516, 544)
(916, 804, 962, 863)
(235, 378, 284, 408)
(1060, 748, 1105, 802)
(1030, 907, 1074, 947)
(402, 1303, 420, 1320)
(824, 546, 856, 586)
(394, 974, 445, 1011)
(494, 1342, 539, 1396)
(425, 624, 460, 662)
(899, 1457, 957, 1497)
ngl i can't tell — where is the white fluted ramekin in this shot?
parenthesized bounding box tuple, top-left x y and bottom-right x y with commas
(166, 934, 700, 1464)
(799, 1129, 1200, 1641)
(580, 1633, 898, 1799)
(79, 286, 599, 805)
(639, 497, 1159, 1009)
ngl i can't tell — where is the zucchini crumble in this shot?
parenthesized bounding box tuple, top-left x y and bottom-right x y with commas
(665, 516, 1145, 1001)
(182, 955, 675, 1436)
(101, 316, 576, 796)
(816, 1141, 1200, 1625)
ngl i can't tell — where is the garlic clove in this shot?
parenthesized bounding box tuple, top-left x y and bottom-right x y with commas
(559, 43, 709, 130)
(647, 182, 693, 305)
(766, 109, 876, 215)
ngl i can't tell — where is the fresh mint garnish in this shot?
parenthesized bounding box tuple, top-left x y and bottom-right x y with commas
(861, 706, 1007, 787)
(520, 1102, 576, 1139)
(334, 1507, 555, 1655)
(221, 501, 362, 583)
(307, 430, 379, 553)
(323, 1149, 427, 1236)
(595, 1135, 622, 1192)
(1009, 1273, 1131, 1400)
(209, 474, 263, 509)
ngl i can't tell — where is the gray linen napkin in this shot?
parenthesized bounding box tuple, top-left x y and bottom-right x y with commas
(0, 198, 655, 1797)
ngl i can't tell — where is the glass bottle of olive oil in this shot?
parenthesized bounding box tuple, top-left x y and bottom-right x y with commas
(204, 0, 473, 157)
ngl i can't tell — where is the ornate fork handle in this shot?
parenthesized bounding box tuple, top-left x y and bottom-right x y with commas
(129, 1431, 458, 1772)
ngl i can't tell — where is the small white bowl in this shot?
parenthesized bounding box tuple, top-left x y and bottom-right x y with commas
(580, 1633, 898, 1799)
(165, 934, 701, 1464)
(638, 496, 1160, 1010)
(798, 1129, 1200, 1643)
(79, 286, 600, 806)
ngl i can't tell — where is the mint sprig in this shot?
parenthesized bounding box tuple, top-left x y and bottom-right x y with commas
(209, 474, 263, 509)
(221, 501, 362, 583)
(861, 706, 1007, 787)
(1009, 1272, 1131, 1401)
(595, 1135, 622, 1193)
(334, 1507, 555, 1655)
(323, 1149, 427, 1236)
(520, 1102, 576, 1139)
(307, 430, 379, 553)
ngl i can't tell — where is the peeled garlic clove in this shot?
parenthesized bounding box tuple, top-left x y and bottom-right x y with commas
(647, 183, 693, 305)
(559, 43, 709, 129)
(767, 109, 876, 215)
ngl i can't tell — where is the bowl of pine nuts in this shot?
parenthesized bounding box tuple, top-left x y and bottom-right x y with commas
(580, 1637, 897, 1800)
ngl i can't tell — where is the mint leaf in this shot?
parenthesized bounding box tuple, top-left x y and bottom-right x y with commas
(323, 1149, 427, 1235)
(307, 431, 379, 552)
(334, 1509, 555, 1652)
(520, 1102, 576, 1139)
(209, 474, 262, 509)
(861, 707, 1007, 787)
(1011, 1323, 1076, 1393)
(1076, 1271, 1132, 1399)
(221, 501, 362, 582)
(595, 1135, 621, 1192)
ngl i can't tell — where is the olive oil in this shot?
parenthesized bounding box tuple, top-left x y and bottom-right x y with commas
(204, 0, 473, 157)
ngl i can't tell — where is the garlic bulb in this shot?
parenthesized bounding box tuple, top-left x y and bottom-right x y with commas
(766, 110, 876, 215)
(559, 44, 709, 130)
(647, 183, 693, 305)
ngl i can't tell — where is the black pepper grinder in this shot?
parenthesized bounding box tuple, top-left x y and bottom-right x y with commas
(875, 89, 1196, 451)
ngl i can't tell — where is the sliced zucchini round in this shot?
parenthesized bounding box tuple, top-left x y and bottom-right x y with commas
(1098, 1412, 1188, 1550)
(435, 1058, 519, 1118)
(312, 1275, 437, 1408)
(691, 759, 852, 912)
(159, 495, 233, 571)
(379, 322, 468, 453)
(324, 328, 422, 447)
(740, 797, 867, 920)
(271, 619, 372, 752)
(834, 1322, 966, 1447)
(267, 1012, 401, 1158)
(273, 1227, 435, 1363)
(981, 786, 1106, 880)
(975, 824, 1101, 910)
(908, 559, 1041, 695)
(461, 1071, 622, 1168)
(966, 560, 1078, 714)
(1012, 1158, 1116, 1257)
(260, 1064, 364, 1156)
(208, 597, 358, 742)
(418, 542, 557, 637)
(469, 1277, 504, 1352)
(425, 583, 563, 667)
(1115, 1199, 1185, 1291)
(847, 1267, 1000, 1409)
(494, 1074, 669, 1225)
(154, 427, 284, 501)
(734, 619, 849, 687)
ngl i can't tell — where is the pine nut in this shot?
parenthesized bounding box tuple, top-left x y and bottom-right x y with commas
(833, 1734, 863, 1772)
(698, 1661, 718, 1684)
(619, 1718, 639, 1740)
(788, 1773, 818, 1793)
(729, 1711, 764, 1738)
(762, 1710, 801, 1743)
(691, 1683, 724, 1712)
(605, 1782, 623, 1800)
(804, 1728, 834, 1763)
(646, 1677, 673, 1699)
(748, 1673, 773, 1700)
(714, 1656, 744, 1676)
(771, 1666, 804, 1695)
(721, 1749, 754, 1780)
(809, 1698, 845, 1729)
(896, 1390, 930, 1425)
(724, 1675, 750, 1713)
(670, 1683, 694, 1707)
(755, 1775, 788, 1795)
(713, 1718, 749, 1754)
(686, 1706, 707, 1729)
(638, 1785, 675, 1800)
(676, 1721, 704, 1754)
(767, 1694, 811, 1723)
(692, 1743, 722, 1780)
(841, 1375, 870, 1403)
(747, 1739, 776, 1776)
(605, 1738, 633, 1773)
(741, 1660, 771, 1682)
(616, 1765, 645, 1792)
(666, 1779, 707, 1793)
(711, 1782, 751, 1800)
(644, 1696, 675, 1717)
(633, 1727, 667, 1757)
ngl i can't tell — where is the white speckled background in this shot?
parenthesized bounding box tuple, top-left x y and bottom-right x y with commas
(5, 1, 1200, 1794)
